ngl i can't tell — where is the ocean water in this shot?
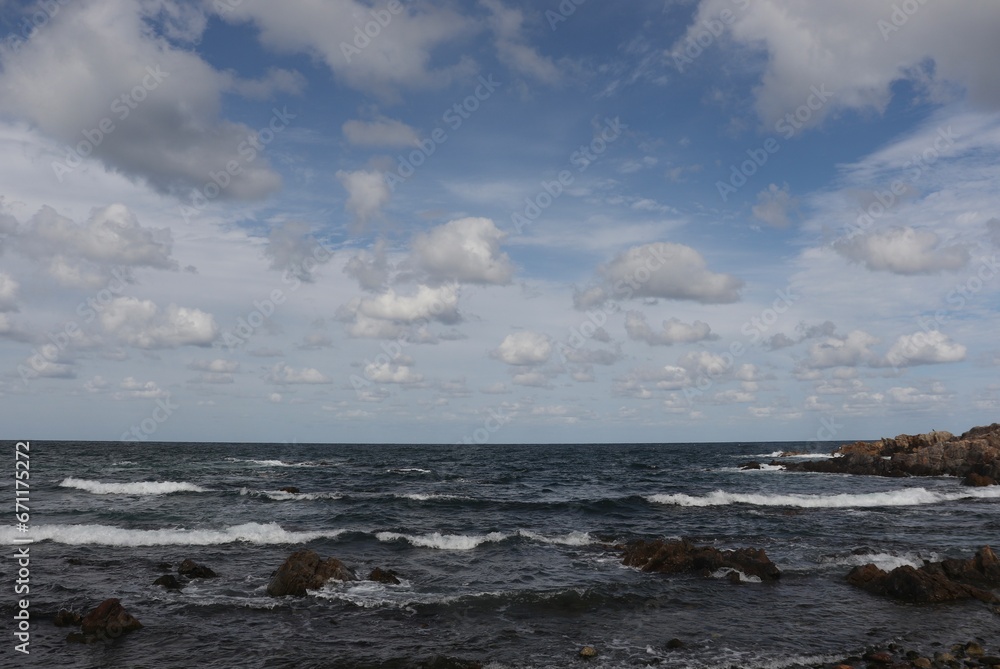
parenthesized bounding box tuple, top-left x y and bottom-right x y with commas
(2, 440, 999, 668)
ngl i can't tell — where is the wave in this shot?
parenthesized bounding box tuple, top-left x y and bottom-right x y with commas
(722, 464, 786, 473)
(0, 522, 346, 546)
(386, 467, 432, 474)
(375, 531, 508, 550)
(710, 567, 762, 583)
(821, 551, 930, 571)
(59, 477, 206, 495)
(647, 485, 1000, 508)
(239, 487, 342, 501)
(394, 493, 468, 501)
(738, 451, 836, 459)
(224, 458, 321, 467)
(516, 529, 594, 546)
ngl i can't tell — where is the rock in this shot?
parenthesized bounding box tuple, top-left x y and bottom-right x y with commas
(53, 609, 81, 627)
(418, 657, 482, 669)
(740, 461, 762, 470)
(911, 658, 931, 669)
(780, 424, 1000, 481)
(665, 638, 685, 649)
(178, 558, 217, 578)
(72, 599, 142, 642)
(620, 538, 781, 582)
(978, 656, 1000, 666)
(279, 486, 300, 494)
(964, 472, 996, 487)
(863, 650, 893, 664)
(831, 665, 855, 669)
(368, 567, 400, 585)
(267, 549, 356, 597)
(153, 574, 183, 590)
(933, 652, 955, 663)
(965, 642, 985, 658)
(579, 646, 598, 658)
(779, 451, 806, 457)
(156, 562, 172, 572)
(847, 547, 1000, 604)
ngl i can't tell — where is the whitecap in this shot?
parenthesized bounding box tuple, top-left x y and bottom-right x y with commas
(647, 485, 1000, 508)
(0, 522, 346, 547)
(375, 531, 508, 550)
(239, 488, 342, 501)
(60, 477, 206, 495)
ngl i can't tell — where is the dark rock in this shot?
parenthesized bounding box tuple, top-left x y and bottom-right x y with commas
(153, 574, 183, 590)
(778, 450, 806, 457)
(740, 461, 762, 470)
(279, 486, 300, 494)
(780, 424, 1000, 481)
(620, 538, 781, 582)
(156, 562, 172, 572)
(368, 567, 401, 585)
(579, 646, 598, 658)
(911, 657, 931, 669)
(666, 638, 685, 649)
(178, 558, 217, 579)
(965, 643, 985, 658)
(267, 549, 356, 597)
(53, 609, 81, 627)
(70, 599, 142, 643)
(847, 546, 1000, 604)
(964, 472, 996, 487)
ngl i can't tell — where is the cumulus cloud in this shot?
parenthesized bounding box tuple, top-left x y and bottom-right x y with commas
(265, 363, 330, 385)
(598, 242, 743, 304)
(803, 330, 879, 369)
(624, 310, 716, 346)
(114, 377, 167, 400)
(883, 331, 967, 368)
(336, 169, 391, 225)
(264, 222, 328, 282)
(0, 0, 284, 199)
(356, 284, 460, 324)
(752, 183, 796, 228)
(412, 217, 514, 285)
(0, 272, 18, 311)
(216, 0, 476, 98)
(492, 331, 552, 366)
(834, 227, 969, 275)
(614, 364, 690, 398)
(344, 239, 392, 292)
(363, 361, 423, 384)
(187, 359, 240, 373)
(98, 297, 217, 349)
(678, 1, 1000, 127)
(342, 116, 420, 147)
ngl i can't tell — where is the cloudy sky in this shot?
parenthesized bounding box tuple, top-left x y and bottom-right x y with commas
(1, 0, 998, 444)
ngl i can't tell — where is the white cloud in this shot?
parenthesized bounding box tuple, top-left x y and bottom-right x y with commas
(481, 0, 561, 84)
(0, 272, 18, 311)
(598, 242, 743, 304)
(342, 116, 419, 148)
(412, 217, 514, 285)
(264, 222, 326, 282)
(803, 330, 879, 369)
(265, 363, 330, 385)
(682, 1, 1000, 127)
(363, 361, 423, 384)
(344, 239, 392, 292)
(834, 227, 969, 274)
(188, 359, 240, 373)
(752, 183, 796, 228)
(217, 0, 477, 98)
(98, 297, 217, 349)
(492, 331, 552, 366)
(336, 169, 391, 225)
(624, 310, 716, 346)
(0, 0, 284, 198)
(356, 284, 460, 324)
(114, 376, 167, 399)
(883, 331, 966, 368)
(614, 364, 691, 397)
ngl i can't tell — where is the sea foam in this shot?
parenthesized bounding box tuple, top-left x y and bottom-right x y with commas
(60, 477, 206, 495)
(647, 485, 1000, 508)
(0, 522, 345, 546)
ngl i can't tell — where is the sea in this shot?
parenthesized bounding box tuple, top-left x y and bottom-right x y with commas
(2, 440, 999, 668)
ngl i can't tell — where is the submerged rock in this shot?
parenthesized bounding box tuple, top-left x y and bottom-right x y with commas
(578, 646, 598, 658)
(267, 549, 356, 597)
(846, 546, 1000, 604)
(178, 558, 217, 578)
(279, 486, 300, 494)
(740, 461, 762, 470)
(368, 567, 401, 585)
(154, 574, 183, 590)
(53, 609, 81, 627)
(619, 538, 781, 582)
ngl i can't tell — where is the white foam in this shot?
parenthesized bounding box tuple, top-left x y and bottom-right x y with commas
(517, 529, 594, 546)
(0, 522, 346, 546)
(723, 464, 785, 473)
(395, 493, 466, 501)
(647, 485, 1000, 508)
(60, 477, 206, 495)
(739, 451, 835, 459)
(225, 458, 319, 467)
(239, 487, 342, 501)
(387, 467, 432, 474)
(710, 568, 763, 583)
(823, 551, 929, 571)
(375, 531, 508, 550)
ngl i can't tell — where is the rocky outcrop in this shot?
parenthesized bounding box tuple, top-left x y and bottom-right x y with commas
(846, 546, 1000, 604)
(153, 574, 183, 590)
(66, 598, 142, 643)
(619, 538, 780, 582)
(780, 423, 1000, 482)
(267, 549, 356, 597)
(178, 558, 217, 578)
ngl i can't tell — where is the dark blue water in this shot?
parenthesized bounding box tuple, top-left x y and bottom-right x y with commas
(2, 441, 998, 668)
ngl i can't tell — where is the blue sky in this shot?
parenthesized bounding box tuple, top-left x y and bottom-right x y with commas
(1, 0, 998, 443)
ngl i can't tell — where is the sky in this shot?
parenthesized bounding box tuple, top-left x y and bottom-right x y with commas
(0, 0, 998, 444)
